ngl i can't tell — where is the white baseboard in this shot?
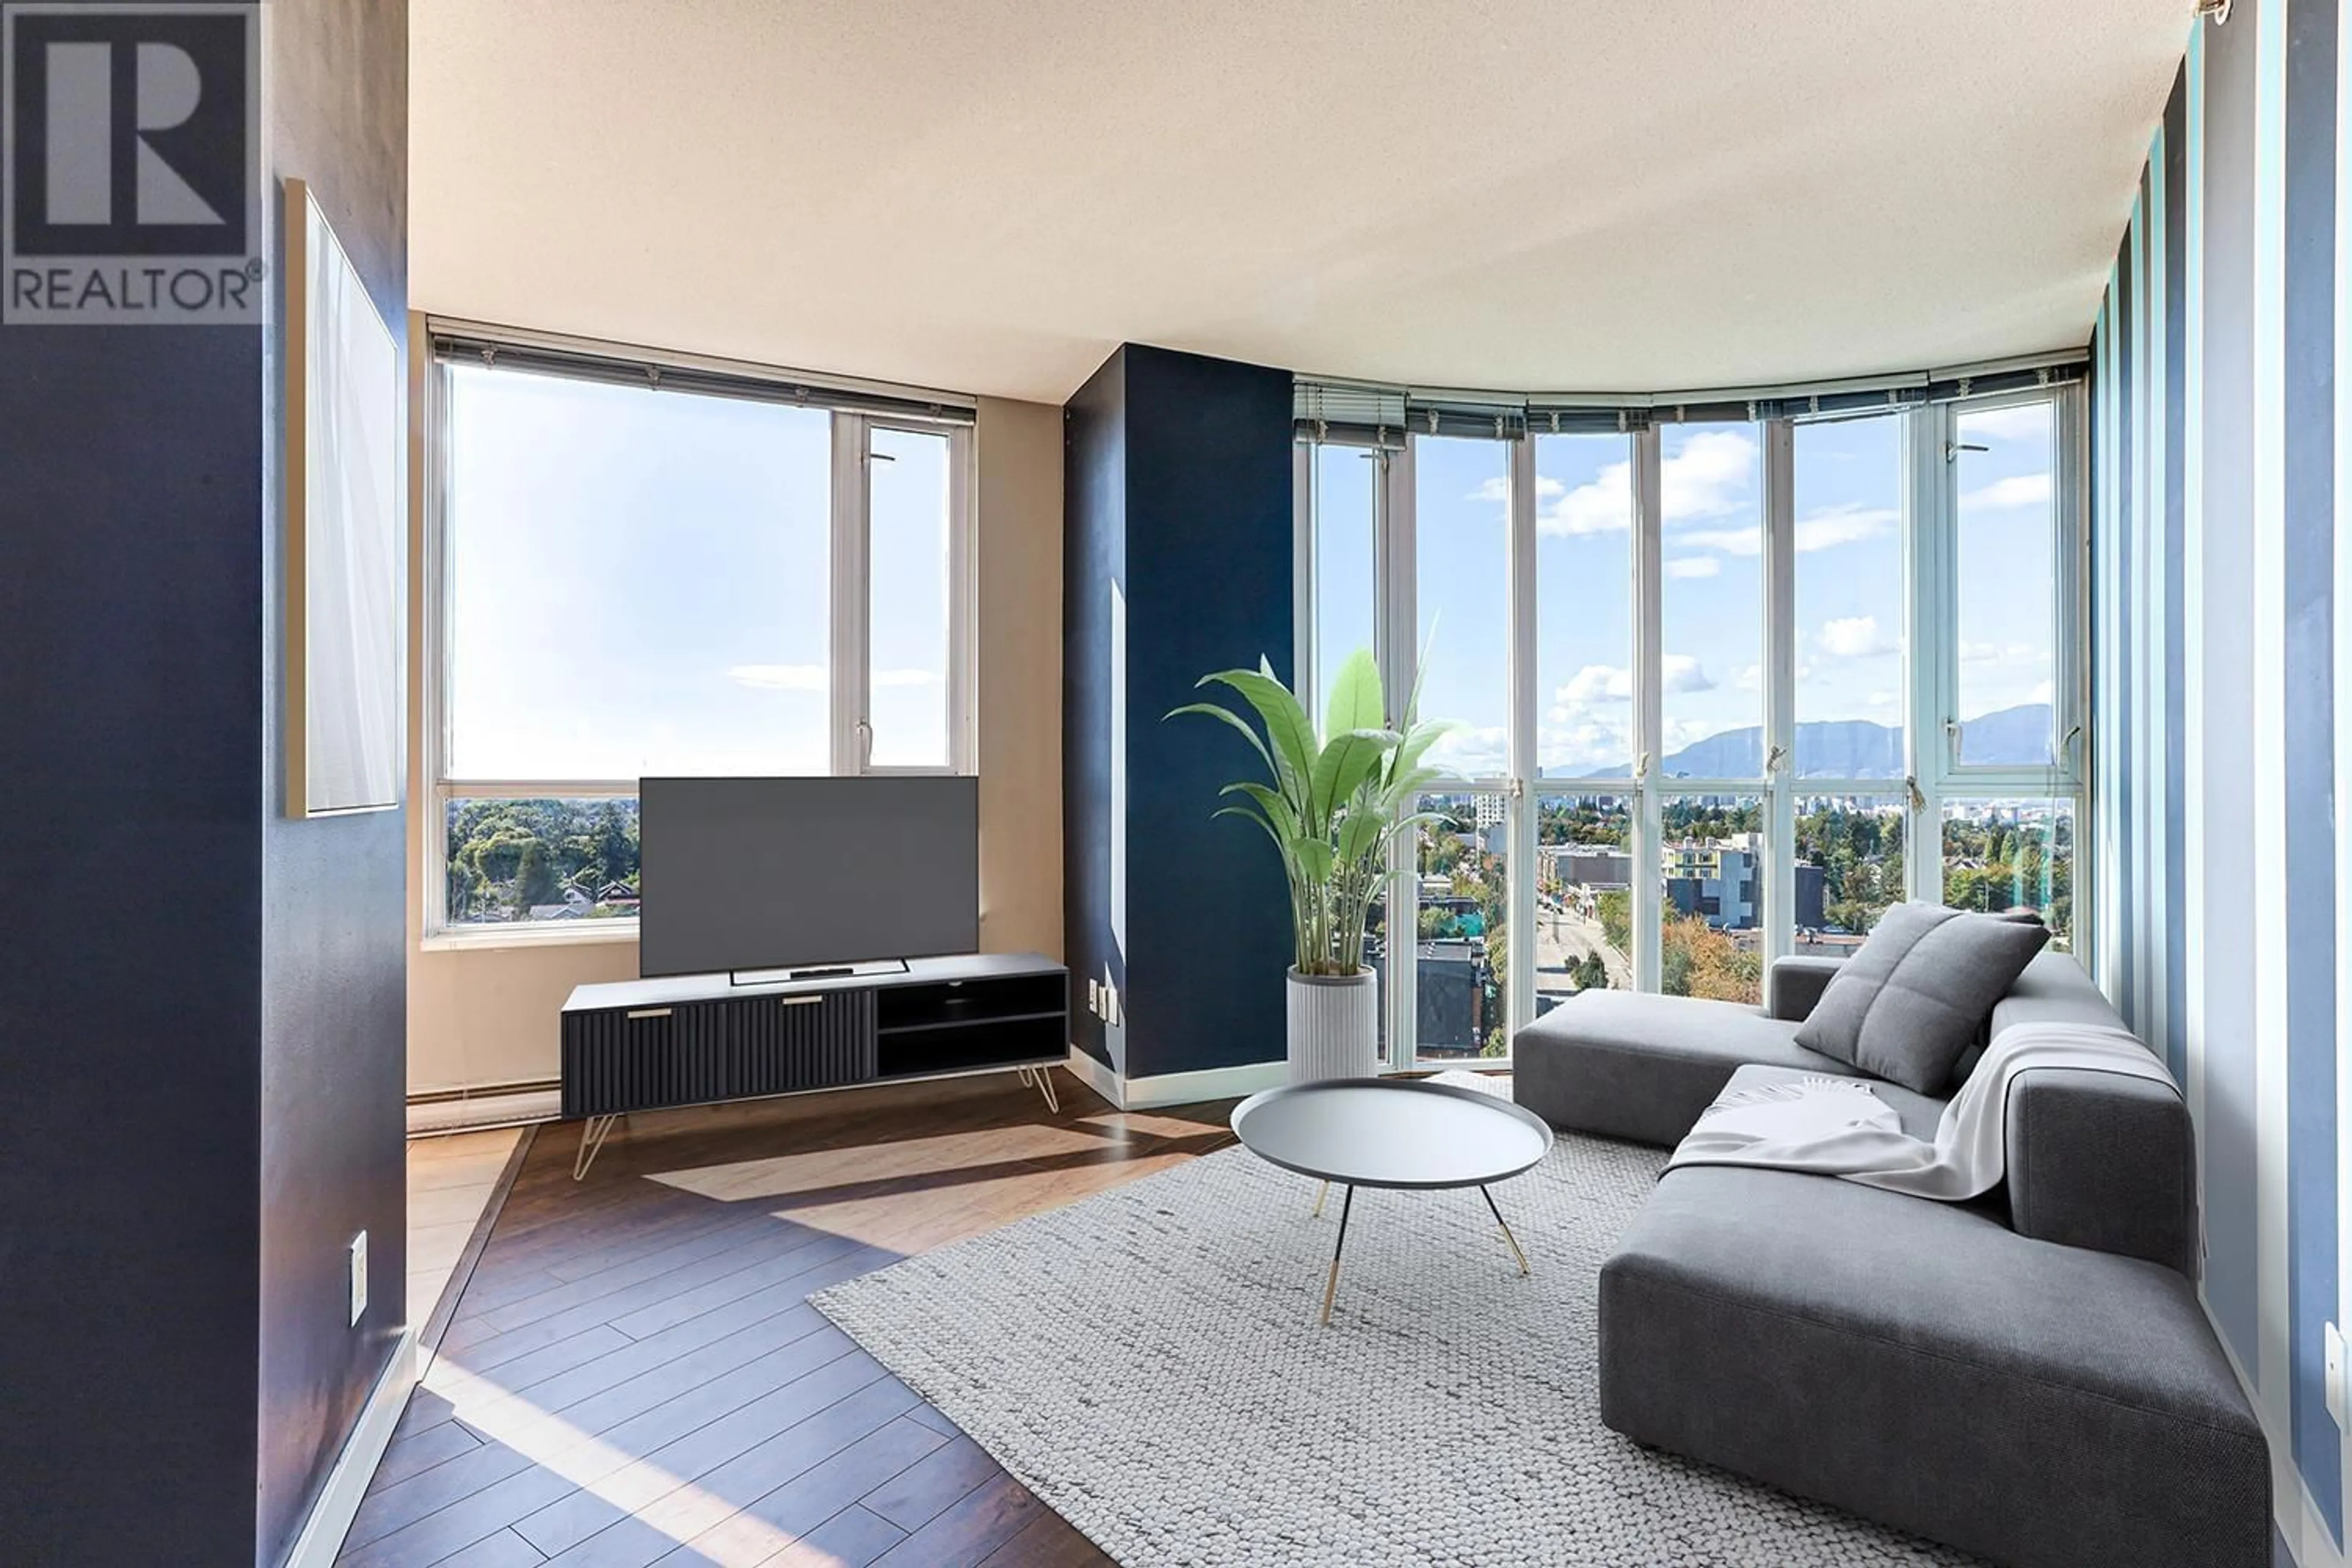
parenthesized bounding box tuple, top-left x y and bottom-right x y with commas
(1062, 1047, 1287, 1110)
(282, 1328, 418, 1568)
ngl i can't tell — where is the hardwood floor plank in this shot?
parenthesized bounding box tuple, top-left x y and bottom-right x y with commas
(475, 1325, 636, 1393)
(373, 1417, 484, 1491)
(750, 1504, 904, 1568)
(342, 1436, 540, 1553)
(856, 1434, 1001, 1534)
(508, 1344, 887, 1559)
(902, 1403, 961, 1439)
(337, 1457, 578, 1568)
(470, 1224, 844, 1340)
(974, 1510, 1111, 1568)
(654, 1417, 948, 1567)
(426, 1528, 549, 1567)
(865, 1475, 1042, 1568)
(534, 1374, 921, 1568)
(364, 1082, 1204, 1568)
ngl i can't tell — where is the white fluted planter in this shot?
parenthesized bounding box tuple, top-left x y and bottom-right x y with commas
(1286, 967, 1379, 1082)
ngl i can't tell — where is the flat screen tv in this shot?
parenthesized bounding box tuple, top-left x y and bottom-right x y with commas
(638, 775, 979, 979)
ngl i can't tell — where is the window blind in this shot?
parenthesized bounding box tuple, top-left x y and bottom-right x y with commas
(1296, 352, 2087, 442)
(430, 326, 977, 426)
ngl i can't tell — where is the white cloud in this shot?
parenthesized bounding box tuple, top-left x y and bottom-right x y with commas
(1735, 663, 1765, 693)
(1539, 428, 1757, 540)
(1817, 614, 1897, 660)
(1960, 639, 2035, 665)
(1539, 461, 1635, 537)
(1661, 429, 1758, 521)
(1868, 689, 1898, 708)
(1429, 724, 1509, 777)
(728, 663, 825, 691)
(1558, 663, 1634, 704)
(1676, 526, 1758, 556)
(1958, 405, 2051, 442)
(1795, 505, 1897, 551)
(873, 668, 938, 687)
(1662, 654, 1714, 694)
(1665, 555, 1721, 578)
(1960, 473, 2052, 511)
(1469, 474, 1566, 514)
(2028, 678, 2054, 706)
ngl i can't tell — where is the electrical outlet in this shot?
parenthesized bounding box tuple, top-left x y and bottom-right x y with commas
(1087, 978, 1101, 1016)
(2327, 1323, 2346, 1428)
(1103, 984, 1119, 1027)
(348, 1232, 368, 1327)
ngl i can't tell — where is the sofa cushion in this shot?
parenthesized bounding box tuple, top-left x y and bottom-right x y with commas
(1512, 991, 1850, 1146)
(1794, 902, 2049, 1093)
(1600, 1164, 2269, 1568)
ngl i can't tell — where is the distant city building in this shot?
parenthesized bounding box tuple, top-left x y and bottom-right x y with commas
(1664, 840, 1761, 929)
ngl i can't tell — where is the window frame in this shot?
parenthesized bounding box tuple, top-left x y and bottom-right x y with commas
(420, 324, 976, 948)
(1297, 386, 2091, 1058)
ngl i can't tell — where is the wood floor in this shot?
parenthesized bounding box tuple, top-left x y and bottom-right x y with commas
(341, 1069, 1238, 1568)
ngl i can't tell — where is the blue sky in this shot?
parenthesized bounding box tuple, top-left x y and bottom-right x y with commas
(444, 366, 951, 781)
(1318, 404, 2059, 780)
(448, 366, 2052, 790)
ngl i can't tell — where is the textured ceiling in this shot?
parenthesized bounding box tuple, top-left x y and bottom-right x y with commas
(410, 1, 2188, 404)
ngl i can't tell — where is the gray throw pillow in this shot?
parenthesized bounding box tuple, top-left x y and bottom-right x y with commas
(1793, 902, 2051, 1093)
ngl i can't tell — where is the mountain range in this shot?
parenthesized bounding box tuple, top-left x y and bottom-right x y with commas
(1551, 703, 2055, 781)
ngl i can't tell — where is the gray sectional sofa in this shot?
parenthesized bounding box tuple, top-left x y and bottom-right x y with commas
(1512, 950, 2269, 1568)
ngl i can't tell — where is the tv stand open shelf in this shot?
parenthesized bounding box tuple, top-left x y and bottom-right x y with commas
(559, 952, 1069, 1178)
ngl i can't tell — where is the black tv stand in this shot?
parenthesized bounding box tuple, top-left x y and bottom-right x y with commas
(728, 957, 911, 986)
(560, 952, 1068, 1178)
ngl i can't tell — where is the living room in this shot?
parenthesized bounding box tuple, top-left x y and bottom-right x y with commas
(0, 2, 2338, 1566)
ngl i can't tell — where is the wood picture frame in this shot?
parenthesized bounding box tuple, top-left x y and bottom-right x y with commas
(285, 177, 403, 818)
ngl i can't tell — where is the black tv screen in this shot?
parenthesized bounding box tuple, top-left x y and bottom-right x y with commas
(638, 776, 979, 978)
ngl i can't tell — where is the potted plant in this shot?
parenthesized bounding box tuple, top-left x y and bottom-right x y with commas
(1169, 648, 1453, 1080)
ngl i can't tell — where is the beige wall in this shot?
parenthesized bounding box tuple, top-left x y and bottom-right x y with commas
(405, 369, 1065, 1095)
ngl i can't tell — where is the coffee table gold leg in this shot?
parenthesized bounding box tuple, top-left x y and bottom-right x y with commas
(1480, 1184, 1529, 1276)
(1311, 1180, 1329, 1218)
(1320, 1184, 1355, 1326)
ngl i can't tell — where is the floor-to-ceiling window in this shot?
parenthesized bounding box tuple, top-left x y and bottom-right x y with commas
(1298, 374, 2087, 1063)
(1790, 413, 1911, 959)
(1532, 433, 1637, 1022)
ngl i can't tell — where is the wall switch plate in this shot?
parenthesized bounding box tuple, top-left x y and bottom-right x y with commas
(2326, 1322, 2346, 1428)
(1087, 979, 1101, 1016)
(1102, 984, 1118, 1027)
(348, 1232, 368, 1328)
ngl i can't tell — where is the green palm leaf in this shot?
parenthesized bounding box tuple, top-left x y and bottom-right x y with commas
(1196, 664, 1316, 805)
(1323, 648, 1385, 744)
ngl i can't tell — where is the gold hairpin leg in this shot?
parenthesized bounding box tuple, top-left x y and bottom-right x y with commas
(1319, 1184, 1355, 1326)
(1480, 1184, 1529, 1276)
(573, 1114, 620, 1181)
(1015, 1065, 1060, 1114)
(1311, 1180, 1329, 1218)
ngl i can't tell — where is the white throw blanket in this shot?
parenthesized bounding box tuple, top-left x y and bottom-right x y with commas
(1667, 1022, 2175, 1200)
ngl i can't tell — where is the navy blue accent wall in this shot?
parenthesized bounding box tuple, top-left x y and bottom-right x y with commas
(0, 324, 268, 1567)
(1062, 345, 1295, 1084)
(257, 0, 411, 1561)
(2282, 0, 2340, 1529)
(0, 3, 407, 1562)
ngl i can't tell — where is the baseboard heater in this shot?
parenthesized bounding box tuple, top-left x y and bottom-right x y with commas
(406, 1082, 562, 1136)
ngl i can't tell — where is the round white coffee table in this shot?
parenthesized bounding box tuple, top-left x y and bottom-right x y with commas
(1230, 1077, 1555, 1325)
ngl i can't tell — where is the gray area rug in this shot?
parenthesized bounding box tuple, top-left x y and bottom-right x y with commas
(813, 1082, 1983, 1567)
